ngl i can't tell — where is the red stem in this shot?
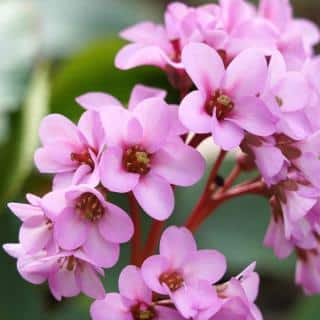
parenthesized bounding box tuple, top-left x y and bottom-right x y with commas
(217, 164, 241, 195)
(187, 180, 267, 232)
(188, 133, 211, 148)
(142, 220, 165, 263)
(128, 192, 141, 265)
(185, 150, 227, 228)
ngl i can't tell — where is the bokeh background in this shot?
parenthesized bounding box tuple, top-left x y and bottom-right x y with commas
(0, 1, 319, 319)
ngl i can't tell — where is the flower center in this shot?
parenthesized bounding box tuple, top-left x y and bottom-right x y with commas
(159, 271, 184, 292)
(131, 303, 156, 320)
(123, 146, 151, 175)
(71, 149, 95, 169)
(75, 192, 104, 222)
(205, 90, 234, 120)
(58, 255, 78, 271)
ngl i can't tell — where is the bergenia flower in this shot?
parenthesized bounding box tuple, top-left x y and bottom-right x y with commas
(42, 185, 133, 268)
(79, 90, 205, 220)
(179, 43, 276, 150)
(90, 265, 183, 320)
(259, 0, 320, 69)
(3, 244, 105, 300)
(141, 226, 226, 319)
(34, 110, 105, 189)
(8, 193, 56, 255)
(295, 248, 320, 295)
(213, 263, 262, 320)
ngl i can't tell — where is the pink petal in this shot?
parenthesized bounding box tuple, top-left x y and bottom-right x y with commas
(160, 226, 197, 268)
(272, 72, 310, 112)
(98, 203, 134, 244)
(77, 263, 105, 299)
(133, 98, 171, 152)
(119, 265, 152, 303)
(181, 43, 225, 93)
(8, 202, 43, 221)
(156, 306, 184, 320)
(141, 255, 171, 295)
(90, 293, 131, 320)
(152, 139, 205, 187)
(179, 90, 212, 133)
(115, 43, 167, 70)
(100, 147, 139, 193)
(253, 145, 285, 181)
(3, 243, 24, 258)
(133, 174, 174, 220)
(41, 190, 67, 219)
(128, 84, 167, 110)
(34, 144, 77, 173)
(212, 115, 244, 151)
(54, 208, 88, 250)
(39, 114, 82, 146)
(124, 118, 143, 145)
(76, 92, 121, 111)
(223, 49, 268, 99)
(99, 105, 129, 146)
(19, 216, 51, 254)
(53, 172, 74, 190)
(48, 268, 80, 300)
(83, 227, 120, 268)
(228, 97, 276, 137)
(77, 111, 105, 150)
(183, 250, 227, 284)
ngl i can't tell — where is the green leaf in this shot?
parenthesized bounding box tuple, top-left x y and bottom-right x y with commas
(50, 38, 178, 122)
(0, 63, 50, 202)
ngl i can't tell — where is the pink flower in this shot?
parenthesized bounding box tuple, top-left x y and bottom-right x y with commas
(259, 0, 320, 69)
(82, 88, 205, 221)
(179, 43, 276, 150)
(261, 51, 313, 140)
(42, 185, 133, 268)
(296, 248, 320, 295)
(141, 226, 226, 319)
(34, 110, 105, 189)
(8, 194, 56, 255)
(212, 263, 262, 320)
(3, 244, 105, 300)
(90, 265, 183, 320)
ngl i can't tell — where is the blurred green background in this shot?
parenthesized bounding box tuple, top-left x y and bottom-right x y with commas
(0, 0, 319, 319)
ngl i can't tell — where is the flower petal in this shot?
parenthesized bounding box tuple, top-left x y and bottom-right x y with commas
(223, 49, 268, 99)
(128, 84, 167, 110)
(179, 90, 212, 133)
(133, 174, 174, 220)
(181, 43, 225, 93)
(141, 255, 171, 295)
(77, 263, 105, 299)
(98, 203, 134, 244)
(152, 139, 205, 186)
(83, 227, 120, 268)
(90, 293, 130, 320)
(212, 115, 244, 151)
(119, 265, 152, 303)
(183, 250, 227, 284)
(160, 226, 197, 268)
(76, 92, 121, 111)
(228, 97, 276, 136)
(8, 202, 43, 221)
(100, 147, 140, 193)
(54, 208, 88, 250)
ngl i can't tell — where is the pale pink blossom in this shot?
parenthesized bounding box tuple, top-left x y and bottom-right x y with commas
(34, 110, 105, 189)
(142, 226, 226, 319)
(3, 244, 105, 300)
(42, 185, 132, 268)
(81, 88, 205, 220)
(90, 265, 183, 320)
(180, 43, 276, 150)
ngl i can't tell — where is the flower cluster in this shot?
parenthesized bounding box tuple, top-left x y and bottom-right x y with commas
(91, 227, 261, 320)
(3, 0, 320, 319)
